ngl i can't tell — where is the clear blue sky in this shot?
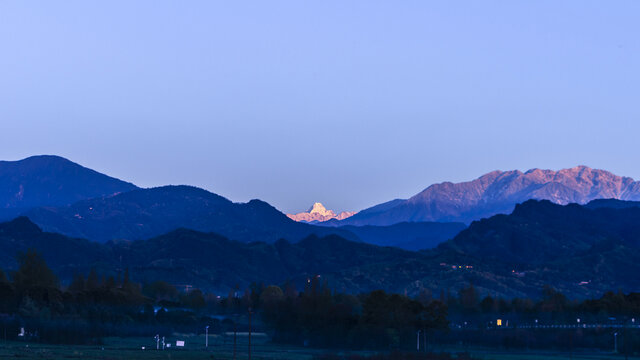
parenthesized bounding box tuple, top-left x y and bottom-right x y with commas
(1, 1, 638, 214)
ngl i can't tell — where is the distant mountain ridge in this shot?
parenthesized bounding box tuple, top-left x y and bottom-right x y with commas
(23, 185, 460, 249)
(335, 222, 466, 251)
(0, 155, 137, 218)
(2, 199, 640, 298)
(5, 156, 640, 256)
(287, 202, 355, 223)
(0, 156, 362, 244)
(0, 155, 460, 249)
(0, 216, 416, 294)
(340, 166, 640, 225)
(23, 185, 358, 244)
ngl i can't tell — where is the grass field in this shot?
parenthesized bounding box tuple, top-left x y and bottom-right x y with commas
(0, 336, 638, 360)
(0, 334, 328, 360)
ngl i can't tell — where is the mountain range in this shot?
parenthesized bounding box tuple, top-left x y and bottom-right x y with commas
(1, 155, 640, 298)
(336, 166, 640, 225)
(0, 155, 137, 220)
(22, 185, 361, 244)
(0, 216, 414, 293)
(6, 156, 640, 250)
(2, 198, 639, 298)
(0, 156, 460, 249)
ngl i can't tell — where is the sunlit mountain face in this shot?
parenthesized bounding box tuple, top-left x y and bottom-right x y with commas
(338, 166, 640, 226)
(287, 202, 355, 223)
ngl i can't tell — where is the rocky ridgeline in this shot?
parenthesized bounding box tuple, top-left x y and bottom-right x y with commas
(287, 202, 355, 223)
(341, 166, 640, 225)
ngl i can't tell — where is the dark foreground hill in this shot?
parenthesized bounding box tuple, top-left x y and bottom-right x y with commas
(438, 199, 640, 297)
(0, 217, 115, 280)
(2, 198, 640, 299)
(0, 217, 415, 293)
(0, 155, 137, 219)
(443, 199, 640, 264)
(0, 217, 497, 296)
(23, 185, 356, 243)
(335, 221, 466, 250)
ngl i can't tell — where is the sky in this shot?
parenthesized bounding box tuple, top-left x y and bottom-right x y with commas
(1, 1, 639, 214)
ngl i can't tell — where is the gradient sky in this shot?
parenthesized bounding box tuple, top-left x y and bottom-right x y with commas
(1, 1, 639, 214)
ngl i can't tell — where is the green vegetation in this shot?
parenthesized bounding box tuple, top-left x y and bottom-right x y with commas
(5, 199, 640, 302)
(259, 277, 448, 348)
(0, 339, 636, 360)
(0, 249, 639, 358)
(0, 250, 450, 351)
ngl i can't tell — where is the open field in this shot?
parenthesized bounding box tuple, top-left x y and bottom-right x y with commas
(0, 335, 329, 360)
(0, 337, 638, 360)
(467, 350, 637, 360)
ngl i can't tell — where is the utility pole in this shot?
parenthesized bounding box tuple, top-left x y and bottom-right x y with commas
(205, 326, 209, 348)
(233, 320, 237, 360)
(423, 328, 427, 353)
(569, 332, 573, 359)
(248, 307, 253, 360)
(624, 318, 629, 360)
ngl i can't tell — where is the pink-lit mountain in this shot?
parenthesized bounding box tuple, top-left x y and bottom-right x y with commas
(339, 166, 640, 226)
(287, 202, 355, 223)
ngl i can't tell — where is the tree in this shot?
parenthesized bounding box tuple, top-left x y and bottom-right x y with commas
(181, 289, 206, 309)
(12, 250, 58, 289)
(104, 276, 116, 289)
(458, 284, 479, 313)
(417, 288, 433, 305)
(0, 268, 8, 283)
(480, 295, 496, 313)
(421, 300, 449, 329)
(143, 281, 179, 301)
(18, 296, 40, 317)
(250, 282, 264, 308)
(540, 285, 568, 312)
(0, 270, 14, 313)
(68, 273, 86, 293)
(282, 280, 298, 299)
(121, 268, 140, 294)
(260, 285, 284, 306)
(86, 268, 99, 291)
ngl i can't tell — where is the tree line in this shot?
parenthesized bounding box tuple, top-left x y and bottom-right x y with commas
(0, 249, 638, 354)
(0, 250, 214, 344)
(0, 251, 449, 348)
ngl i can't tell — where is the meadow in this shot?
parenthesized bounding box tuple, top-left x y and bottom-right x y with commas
(0, 336, 636, 360)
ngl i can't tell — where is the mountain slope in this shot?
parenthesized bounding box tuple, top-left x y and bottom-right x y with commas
(341, 166, 640, 225)
(336, 222, 466, 250)
(121, 231, 414, 291)
(0, 155, 137, 216)
(23, 185, 357, 243)
(442, 199, 640, 264)
(1, 208, 640, 298)
(0, 217, 116, 279)
(0, 217, 417, 293)
(431, 199, 640, 297)
(584, 198, 640, 210)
